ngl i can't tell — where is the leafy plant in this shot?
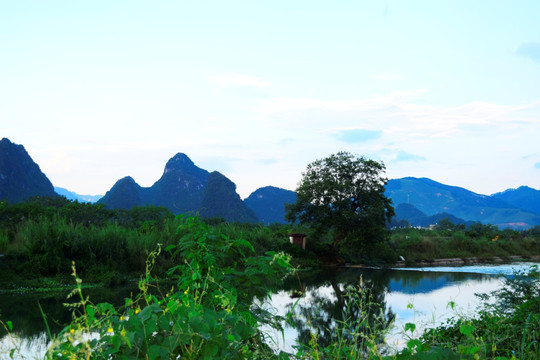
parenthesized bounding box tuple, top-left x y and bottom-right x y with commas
(45, 215, 294, 359)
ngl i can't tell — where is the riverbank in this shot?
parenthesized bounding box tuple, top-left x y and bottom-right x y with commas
(343, 255, 540, 268)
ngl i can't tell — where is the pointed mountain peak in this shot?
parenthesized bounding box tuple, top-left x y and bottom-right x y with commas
(1, 137, 22, 151)
(117, 176, 137, 184)
(107, 176, 142, 193)
(209, 171, 236, 189)
(163, 153, 197, 174)
(0, 138, 56, 202)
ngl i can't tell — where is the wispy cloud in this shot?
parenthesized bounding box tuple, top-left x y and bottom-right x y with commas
(333, 128, 382, 143)
(259, 91, 540, 141)
(206, 73, 273, 88)
(516, 42, 540, 63)
(258, 89, 428, 114)
(393, 151, 427, 163)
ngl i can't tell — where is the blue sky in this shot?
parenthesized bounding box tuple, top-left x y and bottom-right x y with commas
(1, 1, 539, 198)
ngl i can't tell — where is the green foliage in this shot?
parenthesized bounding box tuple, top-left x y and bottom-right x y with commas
(45, 216, 294, 359)
(465, 222, 498, 239)
(414, 266, 540, 359)
(436, 217, 465, 234)
(1, 206, 539, 359)
(388, 226, 540, 264)
(286, 152, 394, 260)
(0, 229, 8, 253)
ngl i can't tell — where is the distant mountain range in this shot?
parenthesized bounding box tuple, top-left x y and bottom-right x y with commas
(392, 203, 468, 228)
(96, 153, 260, 223)
(1, 137, 539, 228)
(386, 177, 540, 229)
(491, 186, 540, 215)
(54, 187, 102, 203)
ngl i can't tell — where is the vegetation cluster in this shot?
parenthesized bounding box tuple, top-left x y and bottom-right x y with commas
(390, 221, 540, 265)
(0, 196, 539, 288)
(1, 211, 538, 359)
(0, 197, 306, 286)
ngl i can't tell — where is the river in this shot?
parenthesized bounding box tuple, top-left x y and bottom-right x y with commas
(0, 262, 537, 359)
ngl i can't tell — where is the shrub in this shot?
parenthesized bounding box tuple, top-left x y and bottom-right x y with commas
(45, 216, 294, 359)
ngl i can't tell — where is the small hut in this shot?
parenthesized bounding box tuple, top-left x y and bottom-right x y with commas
(289, 233, 307, 250)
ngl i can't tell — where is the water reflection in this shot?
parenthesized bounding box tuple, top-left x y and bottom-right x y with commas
(0, 286, 137, 359)
(265, 265, 518, 353)
(0, 263, 536, 357)
(0, 332, 47, 360)
(284, 269, 394, 351)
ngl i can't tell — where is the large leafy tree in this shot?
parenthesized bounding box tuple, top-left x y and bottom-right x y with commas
(286, 151, 394, 258)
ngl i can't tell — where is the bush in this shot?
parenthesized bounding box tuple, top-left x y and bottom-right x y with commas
(418, 266, 540, 359)
(0, 230, 8, 253)
(45, 216, 294, 359)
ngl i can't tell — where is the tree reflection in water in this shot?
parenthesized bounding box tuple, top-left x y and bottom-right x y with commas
(283, 268, 395, 354)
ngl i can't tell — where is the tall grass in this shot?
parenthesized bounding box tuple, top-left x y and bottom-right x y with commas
(3, 216, 180, 283)
(0, 230, 8, 253)
(1, 198, 539, 285)
(390, 227, 540, 264)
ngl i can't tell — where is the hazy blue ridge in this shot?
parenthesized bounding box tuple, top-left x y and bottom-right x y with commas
(386, 177, 540, 229)
(244, 186, 297, 224)
(491, 186, 540, 215)
(0, 138, 57, 203)
(392, 203, 467, 228)
(54, 187, 102, 203)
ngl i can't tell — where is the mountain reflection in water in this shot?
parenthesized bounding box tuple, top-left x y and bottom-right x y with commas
(264, 263, 537, 353)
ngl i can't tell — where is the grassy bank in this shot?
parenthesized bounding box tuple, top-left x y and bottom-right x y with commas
(1, 213, 538, 359)
(389, 226, 540, 266)
(1, 198, 540, 288)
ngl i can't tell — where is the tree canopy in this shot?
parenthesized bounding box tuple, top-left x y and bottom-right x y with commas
(286, 152, 394, 259)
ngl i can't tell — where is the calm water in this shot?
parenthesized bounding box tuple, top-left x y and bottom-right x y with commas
(262, 262, 538, 353)
(1, 263, 537, 358)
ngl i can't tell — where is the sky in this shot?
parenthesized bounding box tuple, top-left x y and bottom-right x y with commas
(1, 1, 539, 199)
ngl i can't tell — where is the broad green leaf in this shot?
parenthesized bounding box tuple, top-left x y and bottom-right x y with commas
(201, 343, 219, 359)
(459, 324, 475, 337)
(404, 322, 416, 333)
(158, 315, 171, 331)
(86, 305, 96, 322)
(148, 344, 161, 360)
(406, 339, 422, 351)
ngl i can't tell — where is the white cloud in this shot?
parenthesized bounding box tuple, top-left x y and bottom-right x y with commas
(206, 73, 273, 88)
(258, 89, 428, 115)
(258, 91, 540, 141)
